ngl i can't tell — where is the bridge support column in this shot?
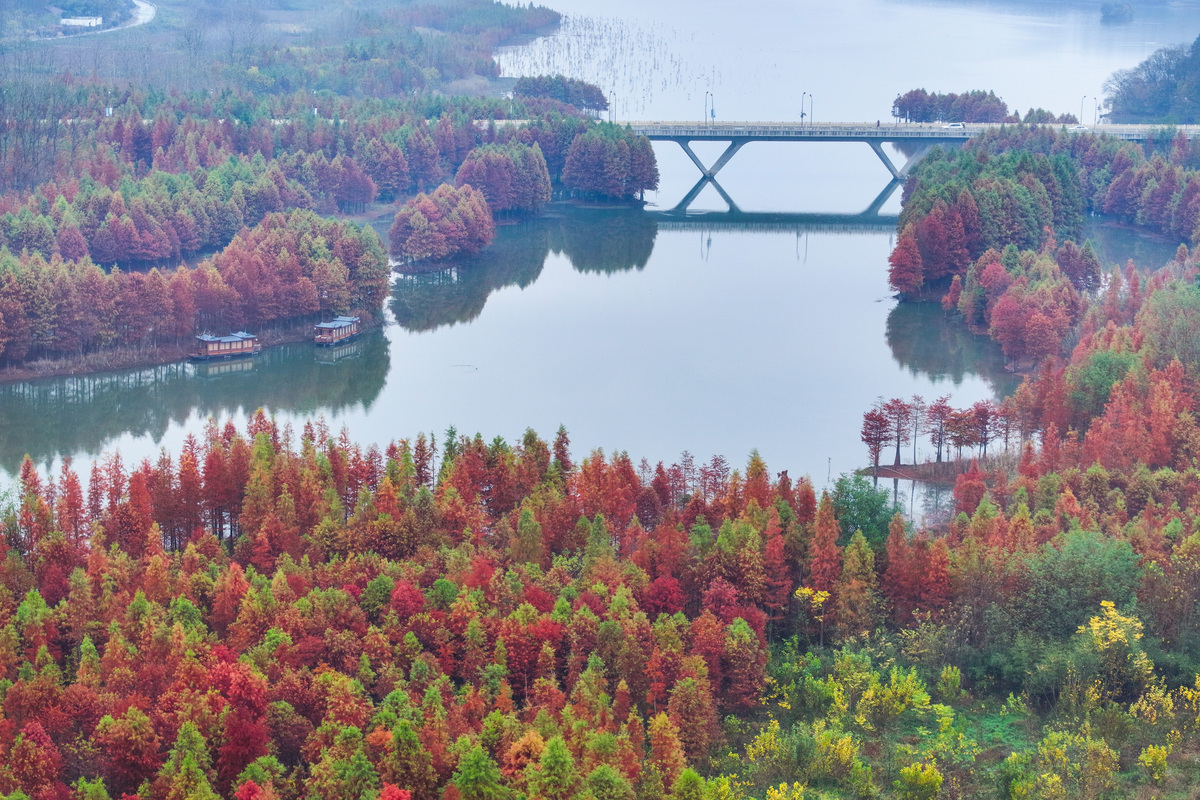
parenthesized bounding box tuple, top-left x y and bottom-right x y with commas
(674, 138, 747, 180)
(867, 142, 936, 181)
(672, 176, 742, 214)
(897, 144, 934, 179)
(861, 179, 902, 217)
(868, 141, 901, 180)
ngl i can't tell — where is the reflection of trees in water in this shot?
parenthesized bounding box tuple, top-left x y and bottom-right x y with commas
(390, 206, 658, 331)
(1081, 222, 1181, 274)
(390, 217, 553, 331)
(552, 208, 657, 274)
(886, 300, 1021, 398)
(919, 481, 954, 524)
(0, 332, 390, 474)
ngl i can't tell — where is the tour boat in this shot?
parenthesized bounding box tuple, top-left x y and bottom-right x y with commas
(190, 331, 262, 361)
(314, 316, 361, 346)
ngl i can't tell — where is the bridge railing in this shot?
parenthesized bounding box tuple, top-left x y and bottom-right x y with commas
(627, 122, 977, 137)
(625, 121, 1200, 141)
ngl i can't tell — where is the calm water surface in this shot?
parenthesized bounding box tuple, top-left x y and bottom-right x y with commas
(4, 0, 1199, 486)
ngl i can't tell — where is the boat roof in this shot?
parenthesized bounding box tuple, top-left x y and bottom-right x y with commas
(315, 316, 361, 329)
(196, 332, 257, 343)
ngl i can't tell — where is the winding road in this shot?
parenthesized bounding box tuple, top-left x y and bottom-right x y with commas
(56, 0, 156, 38)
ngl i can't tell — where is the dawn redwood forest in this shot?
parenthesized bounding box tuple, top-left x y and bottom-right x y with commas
(0, 0, 657, 370)
(5, 0, 1200, 799)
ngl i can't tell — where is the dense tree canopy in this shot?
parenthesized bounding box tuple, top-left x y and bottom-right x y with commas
(389, 183, 495, 262)
(1105, 33, 1200, 122)
(0, 209, 387, 366)
(455, 143, 552, 215)
(513, 76, 608, 111)
(561, 124, 659, 200)
(891, 89, 1010, 123)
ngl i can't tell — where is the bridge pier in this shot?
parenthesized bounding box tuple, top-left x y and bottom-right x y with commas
(673, 138, 747, 180)
(867, 141, 934, 180)
(672, 175, 742, 214)
(868, 141, 901, 180)
(861, 179, 902, 217)
(670, 133, 936, 190)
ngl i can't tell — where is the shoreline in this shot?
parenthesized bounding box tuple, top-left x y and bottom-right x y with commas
(857, 461, 965, 485)
(0, 195, 642, 385)
(0, 316, 380, 385)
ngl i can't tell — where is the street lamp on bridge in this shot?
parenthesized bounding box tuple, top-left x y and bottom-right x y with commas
(801, 91, 807, 125)
(1081, 95, 1087, 126)
(705, 91, 711, 124)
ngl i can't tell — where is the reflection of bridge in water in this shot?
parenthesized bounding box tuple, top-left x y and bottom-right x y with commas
(651, 211, 898, 236)
(649, 176, 901, 234)
(661, 168, 903, 216)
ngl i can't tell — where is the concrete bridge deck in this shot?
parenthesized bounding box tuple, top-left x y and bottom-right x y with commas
(626, 121, 1200, 142)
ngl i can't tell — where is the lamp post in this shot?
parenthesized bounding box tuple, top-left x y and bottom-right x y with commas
(710, 94, 715, 123)
(801, 91, 807, 125)
(705, 91, 711, 124)
(809, 95, 814, 127)
(1081, 95, 1086, 126)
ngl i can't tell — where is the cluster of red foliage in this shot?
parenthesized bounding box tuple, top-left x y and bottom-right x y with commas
(560, 125, 659, 201)
(940, 238, 1085, 366)
(389, 184, 495, 262)
(0, 98, 658, 360)
(0, 421, 804, 799)
(0, 210, 388, 365)
(0, 161, 313, 267)
(891, 126, 1200, 298)
(890, 89, 1010, 123)
(1002, 248, 1200, 473)
(1, 98, 642, 219)
(887, 195, 974, 295)
(454, 143, 552, 215)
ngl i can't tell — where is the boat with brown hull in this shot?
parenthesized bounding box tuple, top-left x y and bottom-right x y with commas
(190, 332, 262, 361)
(314, 316, 361, 347)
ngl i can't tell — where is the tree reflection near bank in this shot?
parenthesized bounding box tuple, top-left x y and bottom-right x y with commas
(390, 206, 657, 331)
(885, 299, 1021, 398)
(0, 333, 390, 474)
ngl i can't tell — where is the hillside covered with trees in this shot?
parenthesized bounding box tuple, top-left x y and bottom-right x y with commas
(1104, 33, 1200, 123)
(848, 121, 1200, 795)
